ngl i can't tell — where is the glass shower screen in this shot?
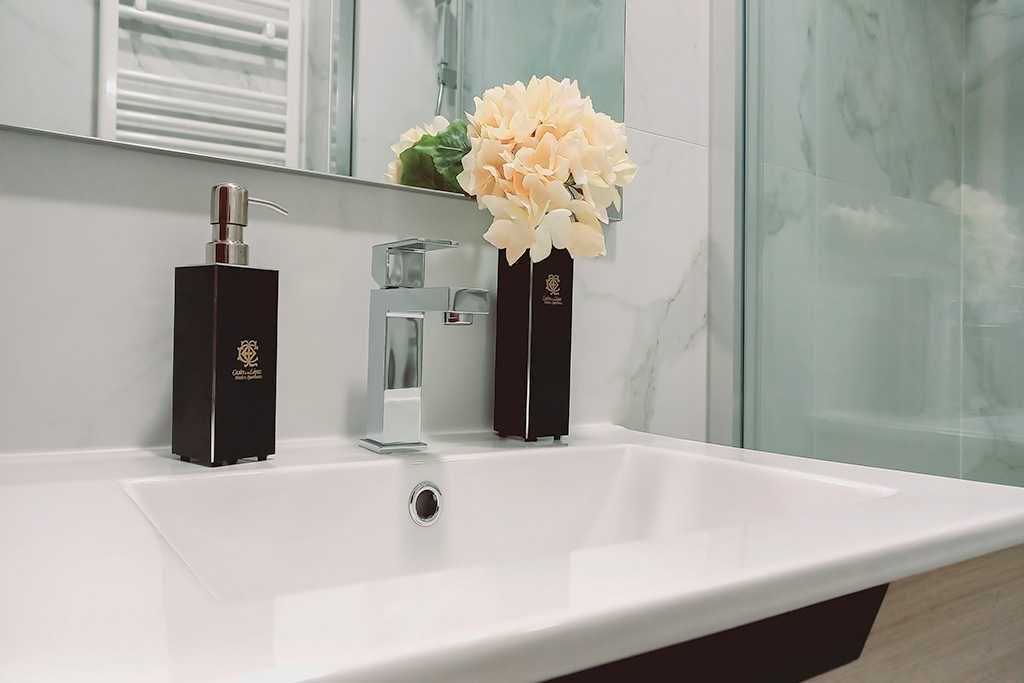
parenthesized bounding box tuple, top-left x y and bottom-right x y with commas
(744, 0, 1024, 486)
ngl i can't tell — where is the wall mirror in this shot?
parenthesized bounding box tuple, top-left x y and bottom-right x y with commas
(2, 0, 625, 196)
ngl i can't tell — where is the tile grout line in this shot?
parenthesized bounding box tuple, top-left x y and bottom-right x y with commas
(625, 124, 709, 150)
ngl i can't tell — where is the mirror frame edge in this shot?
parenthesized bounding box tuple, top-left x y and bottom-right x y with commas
(0, 122, 475, 202)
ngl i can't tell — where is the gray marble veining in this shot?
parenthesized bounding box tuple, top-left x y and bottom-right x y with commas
(817, 0, 965, 204)
(619, 240, 707, 435)
(762, 0, 817, 173)
(570, 124, 709, 443)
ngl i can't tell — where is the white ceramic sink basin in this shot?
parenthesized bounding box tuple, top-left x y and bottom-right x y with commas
(10, 426, 1024, 682)
(125, 444, 892, 601)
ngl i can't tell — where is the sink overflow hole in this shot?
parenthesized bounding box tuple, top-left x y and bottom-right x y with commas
(410, 482, 441, 526)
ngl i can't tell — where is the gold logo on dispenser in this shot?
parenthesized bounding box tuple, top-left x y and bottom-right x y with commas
(542, 274, 563, 305)
(233, 340, 264, 381)
(237, 340, 259, 368)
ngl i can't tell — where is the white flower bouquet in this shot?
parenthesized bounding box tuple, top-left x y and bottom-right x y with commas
(388, 76, 637, 265)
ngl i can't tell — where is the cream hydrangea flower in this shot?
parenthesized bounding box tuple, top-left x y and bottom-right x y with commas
(386, 116, 450, 184)
(457, 76, 637, 264)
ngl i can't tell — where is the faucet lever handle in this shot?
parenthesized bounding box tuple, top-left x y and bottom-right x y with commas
(371, 238, 460, 288)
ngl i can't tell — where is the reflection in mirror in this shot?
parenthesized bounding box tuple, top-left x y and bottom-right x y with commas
(2, 0, 354, 173)
(0, 1, 624, 195)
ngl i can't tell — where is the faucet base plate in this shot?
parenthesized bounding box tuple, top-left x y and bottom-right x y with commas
(358, 438, 428, 454)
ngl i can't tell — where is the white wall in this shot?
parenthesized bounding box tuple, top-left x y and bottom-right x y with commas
(0, 0, 711, 454)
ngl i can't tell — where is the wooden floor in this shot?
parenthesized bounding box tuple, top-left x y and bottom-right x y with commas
(812, 545, 1024, 682)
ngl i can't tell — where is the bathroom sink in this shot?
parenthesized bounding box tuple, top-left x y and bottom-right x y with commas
(124, 443, 891, 601)
(11, 427, 1024, 683)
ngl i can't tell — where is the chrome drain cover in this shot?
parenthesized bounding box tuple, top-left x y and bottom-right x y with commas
(409, 482, 441, 526)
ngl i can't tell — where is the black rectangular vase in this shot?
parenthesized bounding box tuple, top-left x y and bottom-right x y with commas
(493, 247, 573, 441)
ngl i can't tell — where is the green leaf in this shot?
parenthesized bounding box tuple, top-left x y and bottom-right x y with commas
(398, 144, 448, 191)
(397, 120, 471, 194)
(431, 119, 471, 190)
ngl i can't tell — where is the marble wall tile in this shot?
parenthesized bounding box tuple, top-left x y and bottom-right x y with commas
(566, 0, 713, 443)
(625, 0, 709, 145)
(816, 0, 965, 204)
(572, 128, 708, 441)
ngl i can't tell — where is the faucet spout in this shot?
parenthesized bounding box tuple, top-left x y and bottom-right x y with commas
(443, 287, 489, 325)
(448, 287, 489, 313)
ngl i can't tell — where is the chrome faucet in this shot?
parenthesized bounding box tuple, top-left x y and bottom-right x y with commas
(358, 239, 489, 453)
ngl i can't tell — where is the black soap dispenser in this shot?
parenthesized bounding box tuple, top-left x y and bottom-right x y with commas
(171, 183, 287, 466)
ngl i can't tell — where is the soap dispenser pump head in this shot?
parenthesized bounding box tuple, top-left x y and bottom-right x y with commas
(206, 183, 288, 266)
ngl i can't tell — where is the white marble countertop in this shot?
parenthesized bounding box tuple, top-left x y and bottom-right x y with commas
(4, 425, 1024, 682)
